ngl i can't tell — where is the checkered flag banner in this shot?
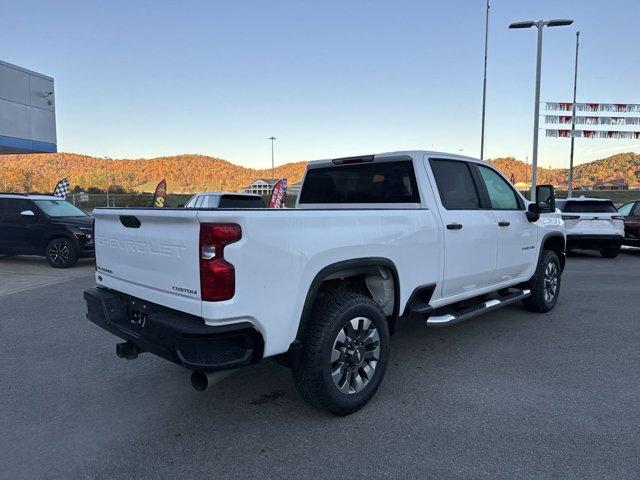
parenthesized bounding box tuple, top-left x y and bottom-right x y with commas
(53, 178, 70, 198)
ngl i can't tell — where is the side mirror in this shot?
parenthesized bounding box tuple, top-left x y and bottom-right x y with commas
(20, 210, 35, 216)
(526, 203, 541, 222)
(177, 204, 185, 208)
(535, 184, 555, 213)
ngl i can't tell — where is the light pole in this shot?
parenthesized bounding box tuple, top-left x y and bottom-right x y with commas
(480, 0, 490, 160)
(568, 31, 580, 198)
(268, 136, 276, 182)
(509, 18, 573, 201)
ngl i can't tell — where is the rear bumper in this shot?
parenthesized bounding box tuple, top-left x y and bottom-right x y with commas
(566, 234, 624, 251)
(84, 287, 263, 371)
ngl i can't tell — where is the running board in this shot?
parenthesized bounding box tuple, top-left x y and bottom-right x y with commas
(426, 289, 531, 327)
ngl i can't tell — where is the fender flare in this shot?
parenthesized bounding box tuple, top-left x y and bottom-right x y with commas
(294, 257, 400, 342)
(539, 232, 566, 271)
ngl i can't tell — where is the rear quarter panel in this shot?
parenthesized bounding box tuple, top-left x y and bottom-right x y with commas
(196, 208, 440, 356)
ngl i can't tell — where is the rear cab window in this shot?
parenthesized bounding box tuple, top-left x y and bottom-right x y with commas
(218, 195, 266, 208)
(429, 159, 481, 210)
(560, 201, 617, 213)
(299, 160, 420, 204)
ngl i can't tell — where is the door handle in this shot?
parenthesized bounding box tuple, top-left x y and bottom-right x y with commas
(446, 223, 463, 230)
(498, 221, 511, 227)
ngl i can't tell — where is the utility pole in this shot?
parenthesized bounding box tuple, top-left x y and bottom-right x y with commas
(480, 0, 490, 160)
(568, 31, 580, 198)
(268, 136, 276, 182)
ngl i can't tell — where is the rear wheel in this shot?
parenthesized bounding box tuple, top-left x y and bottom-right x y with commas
(600, 247, 620, 258)
(292, 291, 390, 416)
(523, 250, 561, 313)
(45, 238, 78, 268)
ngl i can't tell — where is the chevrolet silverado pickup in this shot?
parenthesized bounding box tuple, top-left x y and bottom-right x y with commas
(84, 151, 565, 415)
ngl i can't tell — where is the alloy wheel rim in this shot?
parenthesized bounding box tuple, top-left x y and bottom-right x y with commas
(49, 242, 70, 265)
(330, 317, 380, 395)
(543, 262, 559, 303)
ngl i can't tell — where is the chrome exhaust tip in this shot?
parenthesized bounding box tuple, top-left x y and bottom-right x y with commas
(190, 370, 234, 392)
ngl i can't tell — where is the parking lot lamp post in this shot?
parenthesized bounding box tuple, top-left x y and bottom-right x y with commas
(568, 31, 580, 198)
(509, 19, 573, 202)
(269, 136, 276, 186)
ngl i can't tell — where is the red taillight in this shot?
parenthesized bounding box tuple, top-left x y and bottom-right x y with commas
(199, 223, 241, 301)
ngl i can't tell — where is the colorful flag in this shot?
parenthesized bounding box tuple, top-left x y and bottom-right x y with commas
(53, 178, 70, 199)
(268, 179, 287, 208)
(152, 179, 167, 207)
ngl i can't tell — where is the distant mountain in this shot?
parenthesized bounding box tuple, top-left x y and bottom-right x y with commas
(491, 152, 640, 189)
(0, 151, 638, 194)
(0, 153, 308, 194)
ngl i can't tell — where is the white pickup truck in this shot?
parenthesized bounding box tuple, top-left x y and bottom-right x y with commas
(85, 151, 565, 415)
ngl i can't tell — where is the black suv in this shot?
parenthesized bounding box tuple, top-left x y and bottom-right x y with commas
(0, 194, 94, 268)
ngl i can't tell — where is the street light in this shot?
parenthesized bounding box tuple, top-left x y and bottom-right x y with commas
(509, 18, 573, 201)
(268, 136, 276, 182)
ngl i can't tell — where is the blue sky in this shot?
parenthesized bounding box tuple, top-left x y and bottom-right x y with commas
(3, 0, 639, 169)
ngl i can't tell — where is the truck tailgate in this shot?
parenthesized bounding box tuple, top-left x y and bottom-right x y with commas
(93, 208, 202, 315)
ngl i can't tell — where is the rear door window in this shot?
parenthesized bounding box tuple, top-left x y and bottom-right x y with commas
(0, 199, 32, 217)
(562, 201, 617, 213)
(430, 159, 481, 210)
(299, 160, 420, 204)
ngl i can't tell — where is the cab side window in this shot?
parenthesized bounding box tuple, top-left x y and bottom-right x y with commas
(477, 165, 521, 210)
(430, 160, 481, 210)
(618, 203, 634, 215)
(185, 196, 199, 208)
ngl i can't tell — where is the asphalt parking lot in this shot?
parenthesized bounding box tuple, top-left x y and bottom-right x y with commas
(2, 250, 639, 479)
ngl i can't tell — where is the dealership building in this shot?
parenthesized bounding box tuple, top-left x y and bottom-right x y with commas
(0, 59, 56, 154)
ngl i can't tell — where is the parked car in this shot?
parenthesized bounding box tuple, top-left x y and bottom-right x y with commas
(84, 151, 565, 415)
(556, 197, 625, 258)
(617, 200, 640, 247)
(183, 192, 266, 209)
(0, 193, 94, 268)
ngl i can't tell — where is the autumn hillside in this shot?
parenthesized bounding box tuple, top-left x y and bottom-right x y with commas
(492, 152, 640, 188)
(0, 153, 308, 194)
(0, 151, 639, 194)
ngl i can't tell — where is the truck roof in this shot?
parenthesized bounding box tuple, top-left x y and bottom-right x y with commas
(306, 150, 485, 167)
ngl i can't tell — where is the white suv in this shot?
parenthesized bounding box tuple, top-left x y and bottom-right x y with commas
(556, 197, 625, 258)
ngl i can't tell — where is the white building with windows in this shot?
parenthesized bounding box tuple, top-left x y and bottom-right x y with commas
(242, 179, 279, 195)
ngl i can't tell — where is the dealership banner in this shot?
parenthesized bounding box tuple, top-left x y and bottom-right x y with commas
(268, 179, 287, 208)
(152, 179, 167, 207)
(545, 116, 640, 126)
(546, 102, 640, 113)
(546, 129, 640, 139)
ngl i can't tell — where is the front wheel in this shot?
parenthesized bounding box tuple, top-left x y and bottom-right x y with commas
(292, 291, 390, 416)
(523, 250, 561, 313)
(45, 238, 78, 268)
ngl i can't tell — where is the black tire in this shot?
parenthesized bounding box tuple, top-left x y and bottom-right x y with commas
(522, 250, 561, 313)
(45, 238, 78, 268)
(600, 247, 620, 258)
(292, 291, 390, 416)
